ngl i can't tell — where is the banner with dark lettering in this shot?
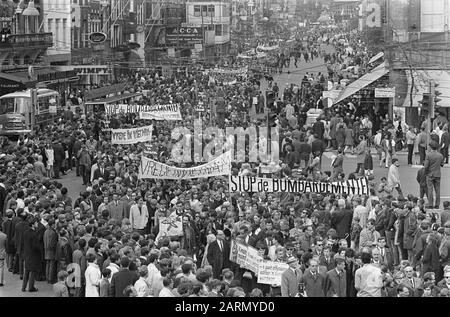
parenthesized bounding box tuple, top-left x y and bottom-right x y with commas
(229, 175, 370, 195)
(139, 103, 182, 121)
(110, 125, 153, 145)
(105, 103, 181, 119)
(139, 151, 232, 180)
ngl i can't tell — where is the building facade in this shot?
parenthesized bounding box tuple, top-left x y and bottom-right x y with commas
(0, 0, 52, 70)
(43, 0, 71, 65)
(185, 0, 231, 62)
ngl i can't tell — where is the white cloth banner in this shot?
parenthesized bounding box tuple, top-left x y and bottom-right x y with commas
(110, 125, 153, 145)
(139, 104, 182, 121)
(139, 151, 232, 179)
(257, 45, 280, 51)
(229, 175, 370, 195)
(105, 103, 181, 116)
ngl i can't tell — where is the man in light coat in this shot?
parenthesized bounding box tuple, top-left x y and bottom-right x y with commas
(281, 256, 302, 297)
(129, 197, 149, 234)
(387, 158, 403, 198)
(85, 253, 101, 297)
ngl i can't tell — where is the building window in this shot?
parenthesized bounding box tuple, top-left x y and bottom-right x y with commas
(194, 5, 201, 17)
(207, 5, 215, 18)
(421, 0, 445, 32)
(215, 24, 222, 36)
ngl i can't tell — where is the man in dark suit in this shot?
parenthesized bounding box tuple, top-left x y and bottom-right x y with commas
(312, 117, 325, 140)
(330, 199, 352, 244)
(14, 210, 29, 279)
(0, 176, 6, 219)
(107, 193, 127, 222)
(207, 230, 226, 279)
(22, 217, 41, 292)
(440, 124, 449, 164)
(324, 257, 347, 297)
(281, 256, 302, 297)
(52, 139, 65, 179)
(319, 247, 335, 271)
(93, 161, 110, 181)
(109, 256, 138, 297)
(377, 237, 393, 271)
(424, 141, 445, 208)
(401, 266, 423, 297)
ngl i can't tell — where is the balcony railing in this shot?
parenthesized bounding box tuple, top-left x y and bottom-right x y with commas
(0, 33, 53, 49)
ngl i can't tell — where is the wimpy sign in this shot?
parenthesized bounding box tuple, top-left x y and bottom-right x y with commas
(139, 151, 231, 179)
(105, 103, 180, 115)
(110, 125, 153, 145)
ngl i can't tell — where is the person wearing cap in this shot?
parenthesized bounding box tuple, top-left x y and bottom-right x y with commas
(281, 256, 302, 297)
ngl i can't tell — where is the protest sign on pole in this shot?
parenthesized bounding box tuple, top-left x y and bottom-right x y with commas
(257, 261, 289, 285)
(156, 213, 183, 243)
(229, 175, 370, 195)
(110, 125, 153, 145)
(229, 239, 262, 274)
(139, 151, 232, 179)
(246, 245, 263, 273)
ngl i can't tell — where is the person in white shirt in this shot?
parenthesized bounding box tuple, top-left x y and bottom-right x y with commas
(106, 253, 120, 283)
(387, 158, 403, 198)
(159, 277, 175, 297)
(354, 252, 383, 297)
(146, 253, 160, 292)
(373, 130, 383, 161)
(134, 265, 151, 297)
(129, 197, 149, 234)
(85, 253, 102, 297)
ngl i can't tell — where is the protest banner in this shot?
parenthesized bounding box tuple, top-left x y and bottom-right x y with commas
(104, 103, 181, 117)
(229, 175, 369, 195)
(139, 151, 232, 179)
(156, 213, 183, 243)
(246, 245, 263, 273)
(207, 66, 248, 85)
(110, 125, 153, 145)
(257, 261, 289, 285)
(139, 103, 183, 121)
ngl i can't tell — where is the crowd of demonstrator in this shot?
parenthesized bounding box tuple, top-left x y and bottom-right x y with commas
(0, 26, 450, 298)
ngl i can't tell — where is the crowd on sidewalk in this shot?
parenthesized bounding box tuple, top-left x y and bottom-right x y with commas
(0, 26, 449, 298)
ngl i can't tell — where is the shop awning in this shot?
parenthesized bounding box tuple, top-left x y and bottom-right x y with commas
(333, 63, 389, 104)
(368, 52, 384, 64)
(0, 67, 78, 86)
(403, 70, 450, 108)
(85, 92, 142, 105)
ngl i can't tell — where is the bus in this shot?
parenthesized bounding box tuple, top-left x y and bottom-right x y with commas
(0, 88, 60, 135)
